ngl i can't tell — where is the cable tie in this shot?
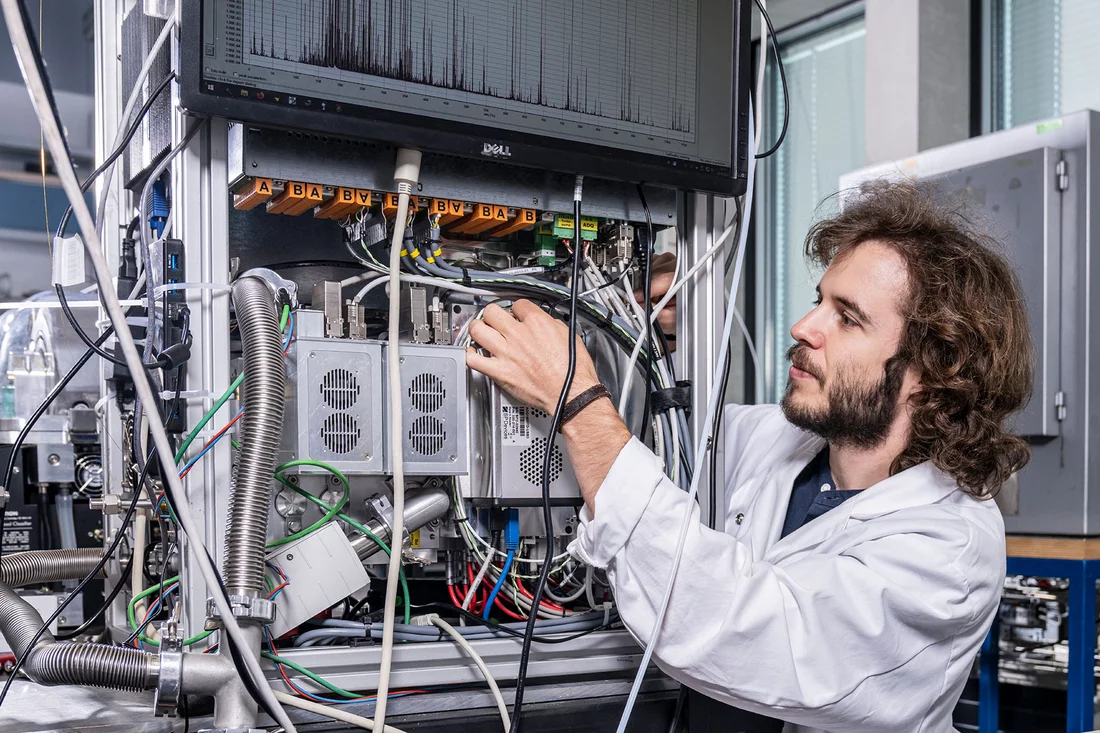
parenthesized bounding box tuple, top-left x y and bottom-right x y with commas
(152, 282, 231, 298)
(459, 266, 473, 289)
(650, 381, 693, 415)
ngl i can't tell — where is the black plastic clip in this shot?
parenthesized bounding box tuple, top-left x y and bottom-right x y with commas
(651, 380, 693, 416)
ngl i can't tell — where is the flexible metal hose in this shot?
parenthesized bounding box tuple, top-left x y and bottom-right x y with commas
(1, 548, 105, 587)
(223, 275, 286, 596)
(0, 580, 157, 691)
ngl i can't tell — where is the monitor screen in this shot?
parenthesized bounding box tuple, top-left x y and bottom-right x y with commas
(181, 0, 751, 194)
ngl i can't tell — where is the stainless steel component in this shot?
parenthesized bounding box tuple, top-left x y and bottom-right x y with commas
(312, 281, 343, 338)
(92, 495, 155, 515)
(345, 300, 366, 339)
(349, 486, 452, 561)
(384, 343, 469, 475)
(407, 285, 432, 344)
(223, 275, 287, 598)
(841, 109, 1099, 535)
(1, 549, 105, 587)
(238, 267, 299, 309)
(281, 336, 386, 475)
(153, 622, 183, 717)
(204, 594, 277, 627)
(31, 444, 75, 485)
(0, 579, 158, 691)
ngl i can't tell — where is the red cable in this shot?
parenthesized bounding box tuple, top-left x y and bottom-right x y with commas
(492, 595, 526, 621)
(514, 577, 565, 613)
(447, 585, 464, 609)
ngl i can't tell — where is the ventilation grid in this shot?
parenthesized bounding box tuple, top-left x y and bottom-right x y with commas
(321, 368, 360, 410)
(409, 372, 446, 413)
(321, 412, 361, 454)
(529, 407, 550, 420)
(409, 415, 446, 456)
(519, 437, 564, 485)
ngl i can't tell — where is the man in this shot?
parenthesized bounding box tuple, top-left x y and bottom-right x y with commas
(465, 180, 1032, 732)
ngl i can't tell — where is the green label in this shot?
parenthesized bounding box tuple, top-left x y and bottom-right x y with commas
(1036, 119, 1063, 134)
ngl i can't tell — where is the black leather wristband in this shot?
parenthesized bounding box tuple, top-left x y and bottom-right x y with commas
(557, 384, 612, 432)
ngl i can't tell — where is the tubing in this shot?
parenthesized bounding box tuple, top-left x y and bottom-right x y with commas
(0, 580, 156, 691)
(224, 276, 286, 597)
(1, 548, 104, 587)
(348, 487, 452, 561)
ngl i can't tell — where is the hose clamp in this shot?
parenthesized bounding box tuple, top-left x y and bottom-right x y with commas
(205, 594, 277, 627)
(153, 620, 183, 717)
(235, 267, 298, 309)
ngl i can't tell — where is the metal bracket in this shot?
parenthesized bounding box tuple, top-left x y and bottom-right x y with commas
(1056, 159, 1070, 191)
(0, 487, 8, 510)
(205, 594, 277, 628)
(235, 267, 299, 309)
(153, 620, 183, 717)
(366, 493, 405, 546)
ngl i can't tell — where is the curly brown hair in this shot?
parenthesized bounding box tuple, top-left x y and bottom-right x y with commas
(805, 179, 1033, 498)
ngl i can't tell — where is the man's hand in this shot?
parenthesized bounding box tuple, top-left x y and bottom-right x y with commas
(465, 300, 601, 414)
(465, 299, 632, 513)
(636, 252, 677, 342)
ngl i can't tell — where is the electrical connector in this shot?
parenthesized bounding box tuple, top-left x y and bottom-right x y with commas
(504, 509, 520, 552)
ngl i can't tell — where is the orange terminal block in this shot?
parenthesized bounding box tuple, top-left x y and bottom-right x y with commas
(315, 188, 371, 219)
(488, 208, 538, 236)
(268, 181, 324, 215)
(429, 198, 466, 224)
(382, 192, 419, 218)
(233, 178, 273, 211)
(450, 203, 508, 235)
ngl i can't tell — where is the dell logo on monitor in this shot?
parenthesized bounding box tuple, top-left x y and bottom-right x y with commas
(481, 142, 511, 159)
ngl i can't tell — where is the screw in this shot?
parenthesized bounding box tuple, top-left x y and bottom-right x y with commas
(59, 617, 67, 624)
(286, 554, 294, 561)
(449, 455, 457, 462)
(365, 454, 372, 460)
(289, 476, 299, 485)
(417, 183, 423, 192)
(252, 161, 258, 168)
(310, 352, 316, 358)
(11, 466, 18, 474)
(532, 197, 539, 205)
(47, 454, 61, 466)
(330, 476, 340, 485)
(400, 357, 406, 364)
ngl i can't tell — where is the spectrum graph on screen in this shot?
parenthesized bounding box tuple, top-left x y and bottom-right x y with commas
(242, 0, 698, 138)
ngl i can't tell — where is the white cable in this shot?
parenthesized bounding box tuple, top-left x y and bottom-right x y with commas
(428, 614, 511, 732)
(616, 219, 738, 415)
(734, 306, 762, 398)
(614, 99, 757, 733)
(352, 272, 492, 306)
(374, 148, 421, 733)
(273, 691, 407, 733)
(463, 550, 495, 611)
(0, 5, 297, 731)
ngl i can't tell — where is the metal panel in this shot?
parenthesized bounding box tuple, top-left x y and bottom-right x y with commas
(282, 337, 386, 475)
(228, 124, 678, 224)
(384, 344, 469, 475)
(924, 147, 1062, 438)
(841, 110, 1100, 535)
(490, 385, 581, 503)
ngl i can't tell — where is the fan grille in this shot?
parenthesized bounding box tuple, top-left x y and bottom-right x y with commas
(321, 368, 360, 410)
(321, 412, 361, 454)
(409, 415, 446, 456)
(409, 373, 446, 413)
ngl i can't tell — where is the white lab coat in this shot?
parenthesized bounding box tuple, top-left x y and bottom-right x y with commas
(569, 404, 1005, 733)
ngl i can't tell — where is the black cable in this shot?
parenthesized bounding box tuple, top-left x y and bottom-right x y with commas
(725, 197, 744, 275)
(36, 488, 53, 550)
(0, 448, 152, 711)
(53, 553, 134, 641)
(55, 284, 151, 370)
(753, 0, 789, 160)
(0, 327, 113, 562)
(638, 184, 656, 444)
(668, 685, 688, 733)
(55, 71, 176, 239)
(509, 179, 586, 733)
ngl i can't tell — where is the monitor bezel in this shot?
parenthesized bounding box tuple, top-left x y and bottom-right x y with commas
(178, 0, 752, 196)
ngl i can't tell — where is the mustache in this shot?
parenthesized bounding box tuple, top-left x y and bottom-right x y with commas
(786, 345, 824, 384)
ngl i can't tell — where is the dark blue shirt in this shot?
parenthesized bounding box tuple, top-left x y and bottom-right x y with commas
(780, 447, 861, 538)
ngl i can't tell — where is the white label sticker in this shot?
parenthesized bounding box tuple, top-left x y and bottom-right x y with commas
(51, 234, 86, 287)
(501, 405, 532, 446)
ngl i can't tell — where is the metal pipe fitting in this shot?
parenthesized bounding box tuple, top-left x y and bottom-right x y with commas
(1, 548, 105, 587)
(350, 486, 451, 561)
(0, 580, 157, 691)
(223, 274, 287, 598)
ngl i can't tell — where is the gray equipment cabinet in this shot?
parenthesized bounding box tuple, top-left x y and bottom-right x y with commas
(842, 110, 1100, 536)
